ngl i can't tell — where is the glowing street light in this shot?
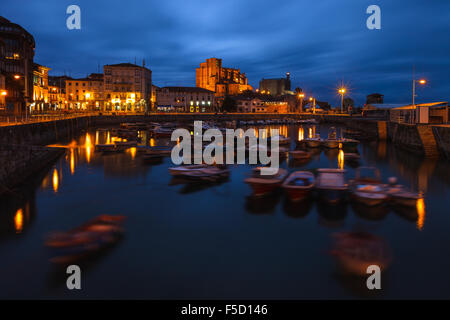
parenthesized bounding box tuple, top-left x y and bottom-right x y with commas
(338, 87, 346, 113)
(412, 65, 428, 106)
(298, 93, 305, 113)
(1, 90, 7, 96)
(309, 96, 316, 114)
(14, 74, 21, 79)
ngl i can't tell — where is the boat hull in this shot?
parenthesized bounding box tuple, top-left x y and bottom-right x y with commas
(305, 140, 321, 148)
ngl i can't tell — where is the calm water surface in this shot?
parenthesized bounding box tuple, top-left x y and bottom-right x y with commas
(1, 124, 450, 299)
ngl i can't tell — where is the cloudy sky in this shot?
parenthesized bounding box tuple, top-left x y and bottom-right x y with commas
(2, 0, 449, 106)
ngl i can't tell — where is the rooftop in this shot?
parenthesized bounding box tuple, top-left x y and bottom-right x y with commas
(161, 86, 214, 94)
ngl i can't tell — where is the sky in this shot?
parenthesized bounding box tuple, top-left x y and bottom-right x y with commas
(2, 0, 449, 106)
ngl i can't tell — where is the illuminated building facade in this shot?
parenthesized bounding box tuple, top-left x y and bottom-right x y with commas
(0, 39, 5, 108)
(156, 86, 215, 112)
(65, 73, 104, 110)
(259, 73, 291, 96)
(104, 63, 152, 112)
(0, 16, 35, 115)
(32, 63, 50, 112)
(48, 75, 72, 109)
(196, 58, 252, 97)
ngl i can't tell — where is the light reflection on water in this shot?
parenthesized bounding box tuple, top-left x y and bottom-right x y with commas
(0, 124, 450, 299)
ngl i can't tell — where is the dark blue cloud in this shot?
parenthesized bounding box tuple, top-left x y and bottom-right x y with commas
(2, 0, 449, 106)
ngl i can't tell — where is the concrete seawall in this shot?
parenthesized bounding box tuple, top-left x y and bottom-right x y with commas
(0, 145, 65, 194)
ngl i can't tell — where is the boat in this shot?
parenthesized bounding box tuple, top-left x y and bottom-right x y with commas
(315, 169, 348, 204)
(304, 134, 321, 148)
(114, 140, 137, 148)
(282, 171, 315, 202)
(95, 144, 117, 153)
(244, 168, 288, 197)
(270, 135, 291, 146)
(289, 150, 311, 161)
(152, 127, 173, 138)
(45, 215, 126, 264)
(330, 232, 391, 276)
(344, 153, 360, 161)
(96, 143, 126, 153)
(181, 165, 230, 181)
(349, 167, 387, 206)
(145, 146, 172, 156)
(351, 184, 388, 206)
(341, 138, 359, 150)
(323, 127, 339, 148)
(385, 185, 424, 207)
(168, 164, 208, 176)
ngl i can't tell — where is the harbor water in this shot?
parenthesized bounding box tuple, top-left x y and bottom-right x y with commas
(1, 124, 450, 299)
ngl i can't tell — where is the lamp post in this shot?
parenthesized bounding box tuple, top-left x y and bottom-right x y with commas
(412, 77, 427, 106)
(309, 96, 316, 114)
(338, 88, 346, 113)
(298, 93, 304, 113)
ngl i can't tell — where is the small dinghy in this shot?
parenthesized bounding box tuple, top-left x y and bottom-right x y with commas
(95, 144, 117, 153)
(350, 167, 387, 206)
(168, 164, 208, 176)
(270, 135, 291, 146)
(282, 171, 315, 202)
(304, 135, 321, 148)
(323, 127, 339, 149)
(315, 169, 348, 204)
(341, 138, 359, 150)
(330, 232, 391, 276)
(145, 146, 172, 156)
(244, 168, 288, 197)
(45, 215, 126, 264)
(289, 150, 311, 161)
(344, 153, 360, 161)
(385, 184, 424, 207)
(351, 184, 388, 207)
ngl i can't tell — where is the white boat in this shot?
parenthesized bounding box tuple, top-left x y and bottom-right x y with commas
(315, 169, 348, 204)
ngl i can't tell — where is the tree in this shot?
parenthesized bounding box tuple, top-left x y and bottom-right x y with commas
(222, 96, 237, 112)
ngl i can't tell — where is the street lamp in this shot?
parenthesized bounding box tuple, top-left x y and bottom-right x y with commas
(338, 87, 346, 113)
(309, 96, 316, 114)
(413, 78, 427, 106)
(298, 93, 305, 113)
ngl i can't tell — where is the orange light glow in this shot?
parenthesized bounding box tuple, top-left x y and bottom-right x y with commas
(338, 149, 344, 170)
(85, 133, 93, 163)
(14, 208, 23, 234)
(52, 168, 59, 193)
(416, 198, 426, 231)
(418, 79, 427, 85)
(70, 148, 75, 175)
(150, 138, 156, 147)
(298, 127, 304, 141)
(129, 147, 137, 160)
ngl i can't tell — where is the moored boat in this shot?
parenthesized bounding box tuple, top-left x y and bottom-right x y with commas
(330, 232, 391, 276)
(304, 135, 321, 148)
(289, 150, 311, 161)
(341, 138, 359, 150)
(282, 171, 315, 202)
(315, 169, 348, 204)
(45, 215, 126, 264)
(244, 168, 288, 197)
(351, 184, 388, 206)
(323, 127, 339, 148)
